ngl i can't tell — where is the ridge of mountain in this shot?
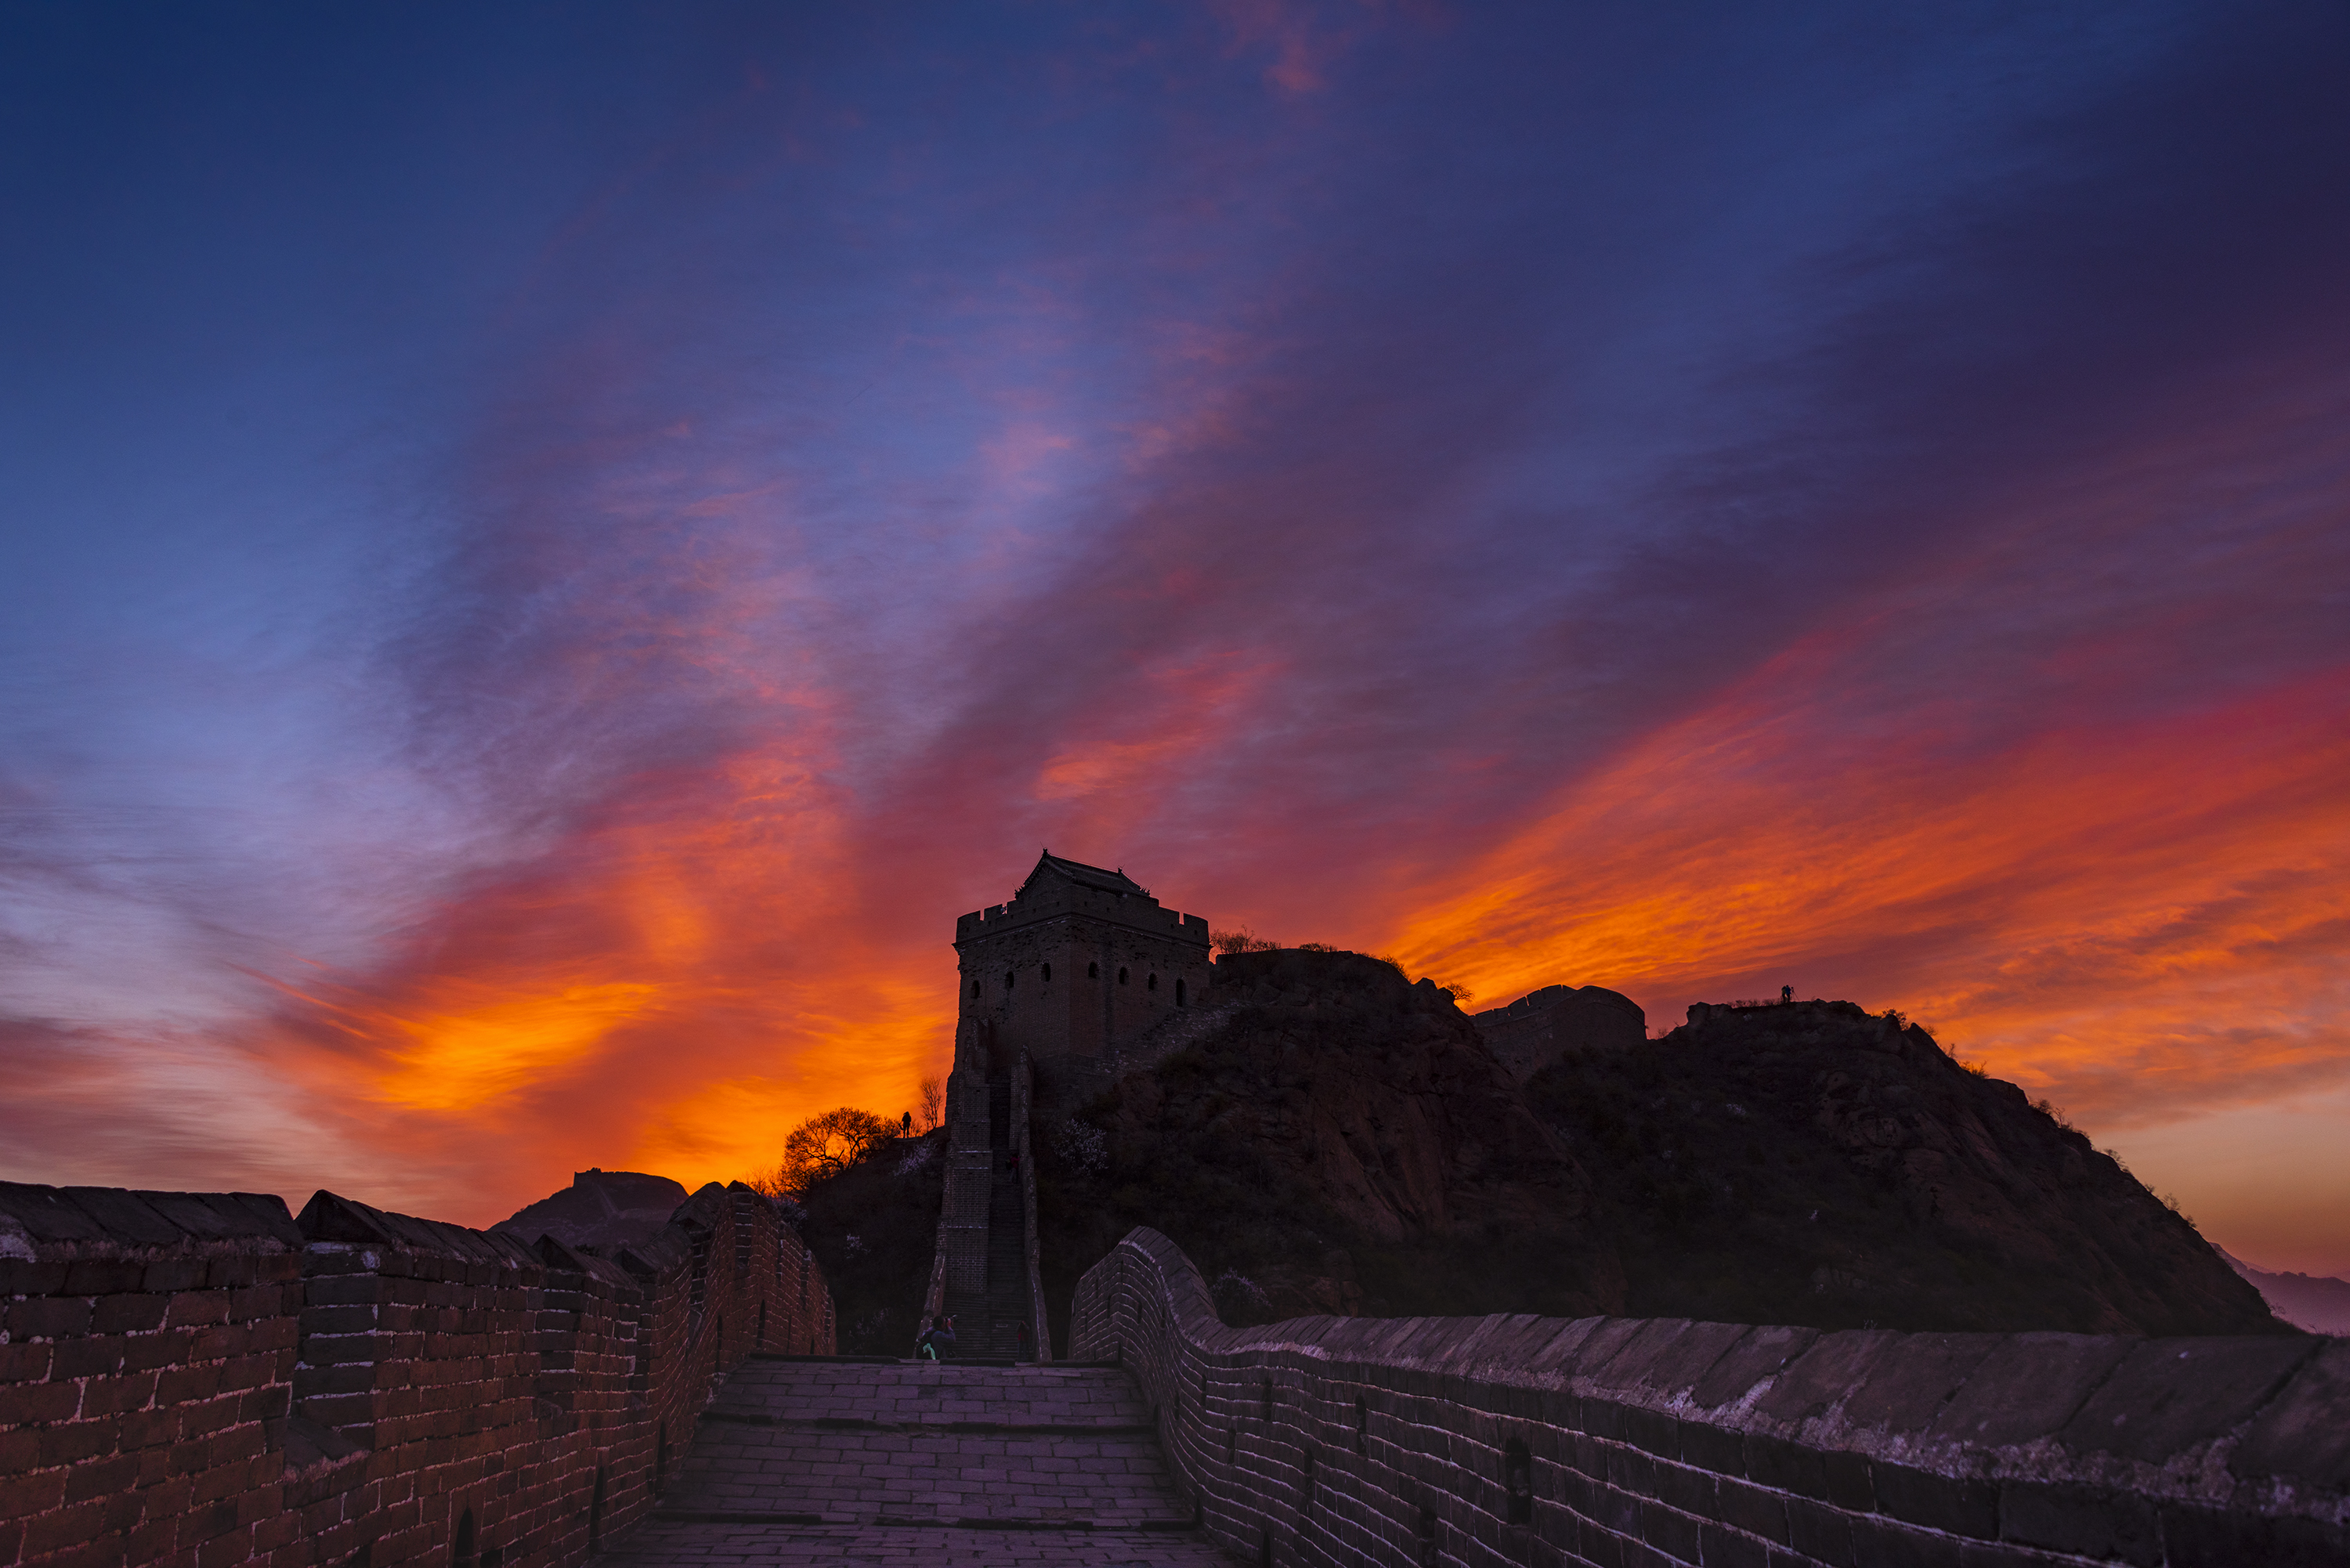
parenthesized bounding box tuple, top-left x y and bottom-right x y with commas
(2221, 1245, 2350, 1335)
(1033, 948, 2283, 1345)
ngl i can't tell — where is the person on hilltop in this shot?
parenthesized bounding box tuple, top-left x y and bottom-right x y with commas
(1781, 985, 1793, 1003)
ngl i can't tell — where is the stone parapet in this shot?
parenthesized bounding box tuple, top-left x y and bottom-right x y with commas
(1069, 1225, 2350, 1568)
(0, 1178, 835, 1568)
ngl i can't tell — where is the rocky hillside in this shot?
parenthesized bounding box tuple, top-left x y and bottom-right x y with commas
(1528, 999, 2276, 1335)
(1036, 948, 1625, 1343)
(791, 1130, 946, 1355)
(1033, 951, 2283, 1345)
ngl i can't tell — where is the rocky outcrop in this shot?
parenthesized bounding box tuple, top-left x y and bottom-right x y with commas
(1033, 949, 1628, 1339)
(1035, 956, 2283, 1342)
(492, 1167, 689, 1249)
(1556, 999, 2280, 1335)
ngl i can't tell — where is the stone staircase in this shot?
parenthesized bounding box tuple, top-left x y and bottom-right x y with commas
(602, 1357, 1228, 1566)
(942, 1078, 1034, 1359)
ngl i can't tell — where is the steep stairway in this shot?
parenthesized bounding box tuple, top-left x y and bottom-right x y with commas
(603, 1357, 1226, 1566)
(942, 1078, 1034, 1359)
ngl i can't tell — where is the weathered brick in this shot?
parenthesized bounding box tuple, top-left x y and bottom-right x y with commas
(2160, 1504, 2346, 1568)
(0, 1470, 68, 1525)
(7, 1295, 94, 1340)
(1871, 1462, 1996, 1541)
(1999, 1481, 2157, 1568)
(164, 1292, 231, 1329)
(123, 1328, 201, 1373)
(8, 1379, 84, 1424)
(1698, 1521, 1771, 1568)
(63, 1452, 143, 1504)
(81, 1369, 161, 1418)
(62, 1259, 149, 1296)
(90, 1294, 172, 1335)
(1742, 1434, 1828, 1501)
(52, 1337, 128, 1380)
(1785, 1496, 1854, 1567)
(0, 1259, 71, 1295)
(22, 1497, 109, 1557)
(1713, 1475, 1790, 1544)
(228, 1285, 287, 1323)
(1849, 1515, 1964, 1568)
(0, 1339, 55, 1383)
(203, 1256, 262, 1291)
(142, 1259, 208, 1294)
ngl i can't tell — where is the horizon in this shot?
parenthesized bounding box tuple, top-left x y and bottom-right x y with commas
(3, 3, 2347, 1277)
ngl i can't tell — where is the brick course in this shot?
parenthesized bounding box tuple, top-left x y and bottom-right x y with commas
(1070, 1227, 2350, 1568)
(0, 1179, 834, 1568)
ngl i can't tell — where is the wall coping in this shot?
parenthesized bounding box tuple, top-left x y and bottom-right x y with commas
(1074, 1226, 2350, 1527)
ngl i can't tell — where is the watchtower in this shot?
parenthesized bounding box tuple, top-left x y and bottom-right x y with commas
(950, 851, 1212, 1106)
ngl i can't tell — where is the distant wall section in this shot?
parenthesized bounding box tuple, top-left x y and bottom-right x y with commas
(1473, 985, 1646, 1079)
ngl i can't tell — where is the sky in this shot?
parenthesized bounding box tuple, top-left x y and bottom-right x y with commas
(3, 2, 2346, 1276)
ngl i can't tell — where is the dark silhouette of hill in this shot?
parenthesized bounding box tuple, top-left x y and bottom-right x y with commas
(2222, 1246, 2350, 1334)
(792, 1131, 945, 1354)
(1530, 998, 2278, 1335)
(1033, 951, 2283, 1349)
(492, 1168, 688, 1250)
(1036, 948, 1624, 1350)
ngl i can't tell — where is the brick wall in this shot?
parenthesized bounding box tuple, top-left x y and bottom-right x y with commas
(1, 1179, 834, 1568)
(1070, 1227, 2350, 1568)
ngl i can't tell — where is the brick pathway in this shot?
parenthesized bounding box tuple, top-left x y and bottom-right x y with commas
(598, 1357, 1233, 1568)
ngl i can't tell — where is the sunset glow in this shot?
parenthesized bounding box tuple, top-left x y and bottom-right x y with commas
(3, 2, 2345, 1276)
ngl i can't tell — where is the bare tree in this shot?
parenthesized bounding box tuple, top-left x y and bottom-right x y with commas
(774, 1107, 897, 1193)
(916, 1075, 944, 1133)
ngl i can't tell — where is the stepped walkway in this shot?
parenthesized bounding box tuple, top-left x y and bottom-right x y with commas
(602, 1357, 1230, 1567)
(943, 1078, 1034, 1359)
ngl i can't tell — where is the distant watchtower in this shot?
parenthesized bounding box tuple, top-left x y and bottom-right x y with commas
(951, 852, 1211, 1107)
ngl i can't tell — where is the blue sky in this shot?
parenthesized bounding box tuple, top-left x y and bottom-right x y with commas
(4, 2, 2348, 1268)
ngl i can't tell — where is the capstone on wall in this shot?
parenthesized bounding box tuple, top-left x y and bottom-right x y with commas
(1071, 1226, 2350, 1568)
(0, 1177, 833, 1568)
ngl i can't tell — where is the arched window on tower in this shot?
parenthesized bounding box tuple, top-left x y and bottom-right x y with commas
(1177, 978, 1187, 1006)
(971, 980, 981, 998)
(1148, 973, 1158, 992)
(1088, 962, 1099, 979)
(1041, 963, 1051, 982)
(1118, 967, 1129, 985)
(452, 1511, 476, 1568)
(1004, 970, 1015, 991)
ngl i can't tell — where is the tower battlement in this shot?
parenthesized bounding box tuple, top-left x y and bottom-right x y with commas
(948, 852, 1212, 1113)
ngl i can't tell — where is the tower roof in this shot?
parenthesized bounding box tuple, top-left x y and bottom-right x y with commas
(1021, 851, 1147, 899)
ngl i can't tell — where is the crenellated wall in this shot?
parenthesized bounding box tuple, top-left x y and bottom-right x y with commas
(0, 1178, 833, 1568)
(1070, 1227, 2349, 1568)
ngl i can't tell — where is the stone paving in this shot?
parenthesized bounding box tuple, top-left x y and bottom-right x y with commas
(597, 1357, 1233, 1568)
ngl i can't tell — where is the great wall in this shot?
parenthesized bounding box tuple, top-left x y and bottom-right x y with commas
(4, 852, 2345, 1566)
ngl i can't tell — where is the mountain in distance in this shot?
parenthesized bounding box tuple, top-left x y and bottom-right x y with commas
(492, 1168, 689, 1251)
(2222, 1246, 2350, 1335)
(1032, 948, 2285, 1346)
